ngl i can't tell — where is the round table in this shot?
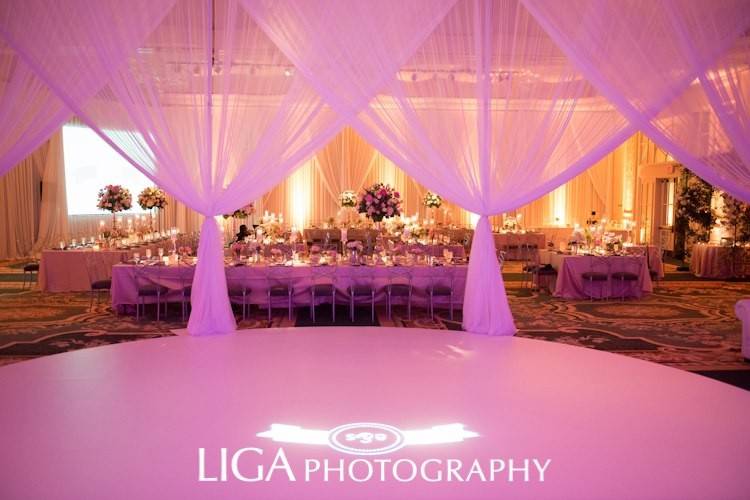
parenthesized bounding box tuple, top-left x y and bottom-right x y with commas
(1, 328, 748, 499)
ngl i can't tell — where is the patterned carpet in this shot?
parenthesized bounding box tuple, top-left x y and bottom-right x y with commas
(1, 259, 749, 386)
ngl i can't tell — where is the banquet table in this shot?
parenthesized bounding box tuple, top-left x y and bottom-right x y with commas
(534, 227, 631, 249)
(690, 243, 750, 279)
(39, 242, 172, 292)
(111, 261, 468, 313)
(540, 250, 652, 299)
(492, 232, 545, 259)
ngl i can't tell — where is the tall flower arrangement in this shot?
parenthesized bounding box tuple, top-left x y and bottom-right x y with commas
(97, 184, 132, 213)
(358, 183, 401, 222)
(423, 191, 442, 209)
(137, 186, 168, 210)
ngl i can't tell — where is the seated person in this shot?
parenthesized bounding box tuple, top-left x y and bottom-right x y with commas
(234, 224, 251, 243)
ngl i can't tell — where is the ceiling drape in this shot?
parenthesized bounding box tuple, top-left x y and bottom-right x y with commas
(521, 0, 750, 201)
(0, 0, 347, 335)
(246, 0, 637, 335)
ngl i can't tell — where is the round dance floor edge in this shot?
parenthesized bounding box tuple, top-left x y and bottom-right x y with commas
(1, 327, 749, 500)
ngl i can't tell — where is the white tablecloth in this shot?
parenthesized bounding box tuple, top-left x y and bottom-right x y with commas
(111, 262, 468, 312)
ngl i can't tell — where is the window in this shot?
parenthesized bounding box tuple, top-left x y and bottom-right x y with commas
(658, 178, 676, 227)
(63, 125, 152, 215)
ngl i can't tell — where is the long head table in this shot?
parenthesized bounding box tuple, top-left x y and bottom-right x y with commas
(111, 262, 468, 313)
(39, 242, 171, 292)
(540, 251, 652, 299)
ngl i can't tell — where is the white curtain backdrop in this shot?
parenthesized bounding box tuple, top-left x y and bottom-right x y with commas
(248, 0, 636, 335)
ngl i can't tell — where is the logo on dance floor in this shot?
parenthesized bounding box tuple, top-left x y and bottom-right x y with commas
(256, 422, 478, 456)
(198, 422, 552, 483)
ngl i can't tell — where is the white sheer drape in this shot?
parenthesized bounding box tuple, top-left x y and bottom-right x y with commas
(0, 0, 347, 334)
(32, 132, 69, 253)
(522, 0, 750, 201)
(249, 0, 635, 335)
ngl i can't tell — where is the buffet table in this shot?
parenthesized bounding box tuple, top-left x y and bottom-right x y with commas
(540, 251, 652, 299)
(690, 243, 750, 279)
(39, 243, 172, 292)
(111, 262, 468, 313)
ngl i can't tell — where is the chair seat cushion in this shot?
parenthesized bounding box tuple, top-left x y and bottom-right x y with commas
(388, 284, 411, 296)
(351, 285, 373, 295)
(430, 285, 452, 296)
(537, 268, 558, 276)
(228, 285, 246, 296)
(23, 263, 39, 272)
(138, 284, 169, 296)
(581, 272, 608, 281)
(611, 272, 639, 281)
(91, 279, 111, 290)
(269, 285, 290, 296)
(312, 284, 335, 295)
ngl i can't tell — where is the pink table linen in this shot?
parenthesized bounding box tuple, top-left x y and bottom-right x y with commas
(39, 249, 128, 292)
(542, 252, 652, 300)
(492, 233, 545, 260)
(624, 245, 664, 278)
(39, 243, 174, 292)
(689, 243, 748, 279)
(111, 262, 467, 313)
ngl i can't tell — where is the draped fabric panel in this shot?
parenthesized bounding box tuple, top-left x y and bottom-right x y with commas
(522, 0, 750, 202)
(32, 131, 69, 253)
(0, 0, 350, 335)
(314, 127, 376, 206)
(0, 38, 70, 177)
(0, 145, 42, 260)
(249, 0, 636, 335)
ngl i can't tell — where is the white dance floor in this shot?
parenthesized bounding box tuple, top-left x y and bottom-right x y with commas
(1, 327, 749, 499)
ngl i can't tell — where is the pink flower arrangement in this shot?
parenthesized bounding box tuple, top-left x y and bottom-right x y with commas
(358, 183, 401, 222)
(97, 184, 132, 213)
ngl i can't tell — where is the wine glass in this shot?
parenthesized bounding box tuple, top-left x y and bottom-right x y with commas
(158, 247, 164, 258)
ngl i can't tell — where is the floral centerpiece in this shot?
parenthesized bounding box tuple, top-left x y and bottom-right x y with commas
(97, 184, 132, 213)
(423, 191, 442, 209)
(358, 183, 401, 222)
(339, 190, 357, 208)
(137, 186, 168, 210)
(223, 203, 255, 219)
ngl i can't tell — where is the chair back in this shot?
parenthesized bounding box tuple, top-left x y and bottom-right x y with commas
(83, 251, 113, 285)
(226, 266, 250, 295)
(588, 255, 611, 275)
(133, 263, 163, 290)
(620, 256, 643, 276)
(311, 263, 337, 286)
(265, 264, 294, 288)
(388, 265, 412, 287)
(429, 265, 455, 289)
